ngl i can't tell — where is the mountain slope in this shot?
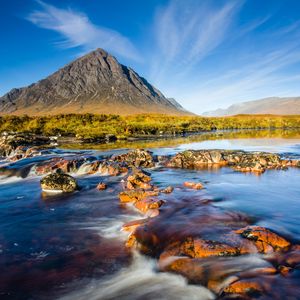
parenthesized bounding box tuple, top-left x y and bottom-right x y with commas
(203, 97, 300, 116)
(0, 48, 189, 116)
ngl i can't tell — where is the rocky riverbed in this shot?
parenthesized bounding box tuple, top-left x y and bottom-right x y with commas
(1, 132, 300, 299)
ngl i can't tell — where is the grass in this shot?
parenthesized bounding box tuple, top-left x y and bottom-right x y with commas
(1, 113, 300, 140)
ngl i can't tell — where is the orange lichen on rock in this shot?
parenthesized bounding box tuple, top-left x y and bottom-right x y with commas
(134, 198, 165, 214)
(222, 279, 265, 296)
(119, 190, 159, 203)
(126, 170, 152, 190)
(235, 226, 290, 252)
(182, 237, 239, 258)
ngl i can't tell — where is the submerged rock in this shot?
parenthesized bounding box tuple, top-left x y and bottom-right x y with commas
(40, 171, 78, 193)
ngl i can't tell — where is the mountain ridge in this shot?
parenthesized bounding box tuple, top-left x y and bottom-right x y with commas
(203, 97, 300, 116)
(0, 48, 190, 116)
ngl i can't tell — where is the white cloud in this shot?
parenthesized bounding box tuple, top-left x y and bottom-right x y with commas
(27, 1, 141, 61)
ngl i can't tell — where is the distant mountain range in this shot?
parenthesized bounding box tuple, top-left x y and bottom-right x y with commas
(0, 48, 189, 116)
(203, 97, 300, 116)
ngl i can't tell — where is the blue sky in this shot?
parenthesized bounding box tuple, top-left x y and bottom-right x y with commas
(1, 0, 300, 113)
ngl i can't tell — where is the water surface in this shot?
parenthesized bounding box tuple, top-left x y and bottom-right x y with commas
(1, 129, 300, 299)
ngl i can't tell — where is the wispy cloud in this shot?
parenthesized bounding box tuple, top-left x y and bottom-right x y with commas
(145, 0, 300, 113)
(150, 0, 243, 83)
(27, 1, 140, 61)
(179, 23, 300, 112)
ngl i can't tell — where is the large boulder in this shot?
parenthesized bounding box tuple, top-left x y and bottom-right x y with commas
(40, 171, 78, 193)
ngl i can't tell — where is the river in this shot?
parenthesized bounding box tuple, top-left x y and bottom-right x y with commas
(0, 130, 300, 299)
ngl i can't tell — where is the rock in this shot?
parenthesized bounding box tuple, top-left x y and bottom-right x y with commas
(134, 198, 165, 214)
(163, 257, 205, 284)
(119, 190, 159, 203)
(76, 160, 101, 175)
(278, 265, 292, 276)
(125, 224, 160, 255)
(235, 226, 290, 252)
(182, 237, 240, 258)
(96, 182, 107, 190)
(98, 161, 128, 176)
(121, 219, 149, 233)
(284, 245, 300, 267)
(167, 150, 284, 173)
(183, 181, 204, 190)
(35, 157, 86, 175)
(105, 134, 117, 143)
(126, 169, 152, 190)
(159, 186, 174, 194)
(222, 279, 265, 297)
(112, 149, 156, 168)
(0, 133, 50, 158)
(40, 171, 78, 193)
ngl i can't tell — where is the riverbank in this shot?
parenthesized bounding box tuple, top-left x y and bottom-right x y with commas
(1, 114, 300, 141)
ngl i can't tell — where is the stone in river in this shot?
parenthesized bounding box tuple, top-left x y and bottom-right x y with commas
(159, 186, 174, 194)
(134, 198, 165, 214)
(235, 226, 290, 253)
(119, 190, 159, 203)
(96, 182, 107, 190)
(221, 278, 265, 297)
(40, 171, 78, 193)
(112, 149, 156, 168)
(183, 181, 204, 190)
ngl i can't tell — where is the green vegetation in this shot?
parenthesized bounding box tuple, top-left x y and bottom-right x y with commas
(1, 114, 300, 140)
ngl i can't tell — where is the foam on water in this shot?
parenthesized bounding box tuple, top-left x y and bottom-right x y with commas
(59, 252, 215, 300)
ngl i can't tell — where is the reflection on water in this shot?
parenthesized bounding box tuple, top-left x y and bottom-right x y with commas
(1, 129, 300, 299)
(59, 129, 300, 153)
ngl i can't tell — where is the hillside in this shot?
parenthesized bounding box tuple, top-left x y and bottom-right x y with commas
(0, 48, 189, 116)
(203, 97, 300, 116)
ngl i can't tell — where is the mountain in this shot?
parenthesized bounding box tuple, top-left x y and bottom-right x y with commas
(0, 49, 189, 116)
(203, 97, 300, 116)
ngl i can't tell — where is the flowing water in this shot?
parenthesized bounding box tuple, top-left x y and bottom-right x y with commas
(1, 130, 300, 299)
